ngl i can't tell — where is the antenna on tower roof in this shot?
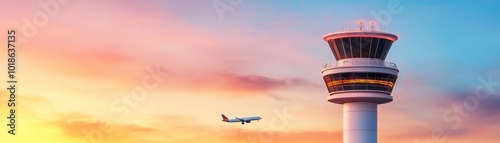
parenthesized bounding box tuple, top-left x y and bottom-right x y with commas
(359, 20, 365, 31)
(370, 21, 376, 31)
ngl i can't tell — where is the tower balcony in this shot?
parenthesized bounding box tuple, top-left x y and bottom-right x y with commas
(321, 58, 399, 104)
(323, 58, 398, 70)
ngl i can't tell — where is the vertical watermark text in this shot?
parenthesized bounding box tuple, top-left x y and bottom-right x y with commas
(6, 29, 17, 135)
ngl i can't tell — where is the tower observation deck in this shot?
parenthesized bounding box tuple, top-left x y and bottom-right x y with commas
(321, 22, 399, 143)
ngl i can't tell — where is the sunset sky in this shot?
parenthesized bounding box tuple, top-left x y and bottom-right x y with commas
(1, 0, 500, 143)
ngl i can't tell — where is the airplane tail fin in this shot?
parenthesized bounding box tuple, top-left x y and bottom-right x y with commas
(221, 114, 228, 121)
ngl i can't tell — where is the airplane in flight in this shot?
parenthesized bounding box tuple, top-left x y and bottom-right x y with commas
(221, 114, 262, 124)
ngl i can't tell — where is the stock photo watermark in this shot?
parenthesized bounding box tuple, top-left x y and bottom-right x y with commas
(370, 0, 409, 30)
(213, 0, 243, 21)
(6, 29, 18, 135)
(19, 0, 70, 44)
(246, 106, 294, 143)
(78, 65, 167, 143)
(4, 0, 71, 137)
(414, 72, 500, 143)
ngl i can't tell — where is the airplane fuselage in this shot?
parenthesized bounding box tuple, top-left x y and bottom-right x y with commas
(221, 114, 261, 124)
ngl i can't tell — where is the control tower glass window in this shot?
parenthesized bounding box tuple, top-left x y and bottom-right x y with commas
(334, 39, 345, 59)
(360, 37, 371, 58)
(351, 37, 361, 58)
(323, 72, 397, 93)
(342, 38, 352, 58)
(327, 38, 394, 60)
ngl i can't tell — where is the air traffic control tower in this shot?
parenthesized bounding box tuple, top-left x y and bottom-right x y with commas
(321, 21, 399, 143)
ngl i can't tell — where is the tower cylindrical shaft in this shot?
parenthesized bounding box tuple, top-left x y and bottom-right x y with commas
(343, 102, 377, 143)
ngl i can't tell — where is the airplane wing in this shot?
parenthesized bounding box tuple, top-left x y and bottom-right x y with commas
(235, 117, 245, 122)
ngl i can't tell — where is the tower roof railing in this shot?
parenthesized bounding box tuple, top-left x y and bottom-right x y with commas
(324, 58, 398, 69)
(323, 30, 399, 41)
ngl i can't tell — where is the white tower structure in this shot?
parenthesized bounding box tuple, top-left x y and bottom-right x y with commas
(321, 22, 399, 143)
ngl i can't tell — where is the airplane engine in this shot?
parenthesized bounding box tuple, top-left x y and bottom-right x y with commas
(246, 120, 251, 123)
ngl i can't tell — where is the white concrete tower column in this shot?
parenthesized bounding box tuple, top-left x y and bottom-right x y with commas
(343, 102, 377, 143)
